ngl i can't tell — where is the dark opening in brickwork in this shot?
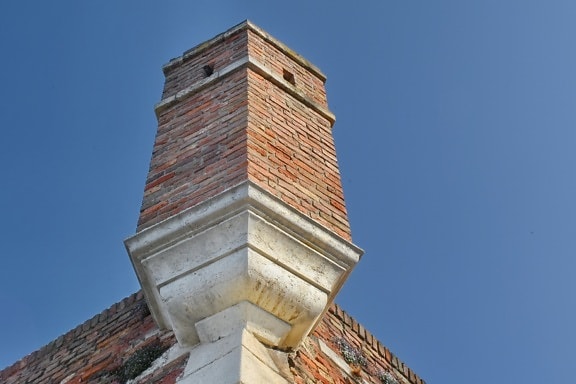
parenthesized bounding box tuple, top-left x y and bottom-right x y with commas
(283, 69, 295, 85)
(203, 64, 214, 77)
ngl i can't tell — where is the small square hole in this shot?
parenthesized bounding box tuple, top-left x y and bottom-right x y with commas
(283, 69, 295, 85)
(203, 64, 214, 77)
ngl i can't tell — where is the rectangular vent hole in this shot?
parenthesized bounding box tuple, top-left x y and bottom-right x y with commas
(203, 64, 214, 77)
(283, 69, 295, 85)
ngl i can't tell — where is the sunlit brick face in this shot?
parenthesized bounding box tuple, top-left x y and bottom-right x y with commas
(246, 71, 349, 240)
(138, 69, 249, 231)
(137, 24, 351, 241)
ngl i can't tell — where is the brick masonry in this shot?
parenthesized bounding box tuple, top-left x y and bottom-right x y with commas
(1, 292, 425, 384)
(0, 292, 184, 384)
(292, 305, 426, 384)
(138, 21, 351, 240)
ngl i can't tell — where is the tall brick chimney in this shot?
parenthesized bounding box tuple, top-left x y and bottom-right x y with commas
(125, 21, 362, 383)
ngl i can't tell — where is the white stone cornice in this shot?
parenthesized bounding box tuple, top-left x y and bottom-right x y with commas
(125, 181, 362, 350)
(125, 181, 361, 271)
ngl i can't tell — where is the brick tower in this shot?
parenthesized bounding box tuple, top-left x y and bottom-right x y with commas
(125, 21, 362, 383)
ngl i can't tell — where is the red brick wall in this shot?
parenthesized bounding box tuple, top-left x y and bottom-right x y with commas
(292, 304, 426, 384)
(138, 68, 249, 231)
(246, 66, 349, 239)
(0, 292, 185, 384)
(138, 23, 351, 241)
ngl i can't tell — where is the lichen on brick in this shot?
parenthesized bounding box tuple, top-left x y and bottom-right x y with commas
(111, 342, 167, 383)
(377, 369, 400, 384)
(334, 337, 367, 367)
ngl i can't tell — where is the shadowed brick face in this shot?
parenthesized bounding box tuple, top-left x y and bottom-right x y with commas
(138, 24, 351, 240)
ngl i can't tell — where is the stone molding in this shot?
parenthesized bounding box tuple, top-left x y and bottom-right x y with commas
(125, 181, 362, 350)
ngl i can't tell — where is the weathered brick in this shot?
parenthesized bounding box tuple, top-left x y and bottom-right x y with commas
(136, 22, 350, 241)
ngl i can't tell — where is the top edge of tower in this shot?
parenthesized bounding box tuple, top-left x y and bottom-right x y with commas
(161, 20, 327, 82)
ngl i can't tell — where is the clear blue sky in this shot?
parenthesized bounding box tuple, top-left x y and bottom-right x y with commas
(1, 1, 575, 382)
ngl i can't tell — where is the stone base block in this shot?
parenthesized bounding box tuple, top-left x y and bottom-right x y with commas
(177, 328, 291, 384)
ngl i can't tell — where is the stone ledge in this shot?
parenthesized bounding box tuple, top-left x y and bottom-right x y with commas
(126, 181, 361, 277)
(125, 181, 362, 350)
